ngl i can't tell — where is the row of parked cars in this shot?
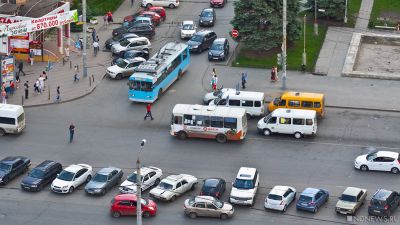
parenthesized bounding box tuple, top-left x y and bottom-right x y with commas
(1, 156, 399, 219)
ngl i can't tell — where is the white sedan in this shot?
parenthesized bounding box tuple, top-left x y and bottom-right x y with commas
(264, 185, 296, 212)
(354, 151, 400, 174)
(51, 164, 93, 194)
(149, 174, 198, 201)
(180, 20, 196, 39)
(119, 166, 162, 194)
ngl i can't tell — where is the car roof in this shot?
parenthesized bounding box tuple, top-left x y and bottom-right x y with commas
(165, 174, 184, 182)
(127, 37, 149, 42)
(97, 167, 118, 175)
(213, 38, 227, 44)
(125, 57, 146, 63)
(115, 194, 137, 201)
(271, 108, 316, 119)
(237, 167, 257, 180)
(373, 189, 393, 200)
(1, 156, 26, 164)
(376, 151, 399, 158)
(301, 188, 320, 196)
(64, 164, 85, 173)
(343, 187, 363, 196)
(270, 186, 291, 196)
(202, 8, 214, 12)
(195, 30, 214, 36)
(194, 195, 217, 203)
(35, 160, 59, 170)
(135, 16, 151, 21)
(221, 89, 264, 100)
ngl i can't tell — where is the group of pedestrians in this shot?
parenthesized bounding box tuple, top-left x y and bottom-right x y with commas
(91, 28, 100, 56)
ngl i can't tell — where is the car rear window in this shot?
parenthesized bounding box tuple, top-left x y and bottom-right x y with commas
(299, 195, 312, 202)
(371, 199, 386, 207)
(268, 194, 282, 200)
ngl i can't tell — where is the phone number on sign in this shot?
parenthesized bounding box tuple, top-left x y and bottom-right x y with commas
(34, 20, 59, 30)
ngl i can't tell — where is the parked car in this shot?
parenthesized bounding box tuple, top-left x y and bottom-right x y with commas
(140, 11, 161, 26)
(85, 167, 123, 195)
(106, 57, 146, 80)
(208, 38, 229, 61)
(20, 160, 62, 191)
(336, 187, 367, 215)
(184, 196, 234, 219)
(113, 24, 155, 39)
(199, 8, 216, 27)
(110, 194, 157, 218)
(229, 167, 259, 206)
(105, 33, 139, 51)
(200, 178, 226, 199)
(111, 50, 149, 65)
(210, 0, 227, 8)
(142, 0, 179, 9)
(0, 156, 30, 185)
(354, 150, 400, 174)
(149, 174, 198, 201)
(119, 166, 162, 194)
(296, 188, 329, 213)
(51, 164, 93, 194)
(203, 88, 231, 104)
(146, 6, 166, 21)
(187, 30, 217, 53)
(111, 37, 151, 55)
(265, 185, 296, 212)
(368, 189, 400, 216)
(180, 20, 197, 39)
(123, 12, 141, 22)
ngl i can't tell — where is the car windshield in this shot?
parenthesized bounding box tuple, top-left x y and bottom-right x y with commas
(120, 39, 130, 47)
(211, 44, 223, 51)
(233, 178, 254, 189)
(0, 163, 11, 171)
(366, 153, 377, 161)
(214, 200, 224, 208)
(57, 171, 75, 181)
(93, 174, 108, 182)
(116, 60, 128, 68)
(183, 24, 194, 30)
(159, 182, 173, 190)
(201, 11, 213, 17)
(299, 195, 312, 202)
(268, 194, 282, 200)
(28, 169, 44, 179)
(128, 80, 153, 92)
(341, 194, 357, 202)
(112, 35, 122, 41)
(127, 172, 139, 183)
(141, 198, 149, 205)
(191, 35, 203, 42)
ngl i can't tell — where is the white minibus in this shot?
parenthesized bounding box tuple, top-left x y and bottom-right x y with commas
(257, 108, 317, 139)
(0, 104, 26, 136)
(208, 89, 265, 118)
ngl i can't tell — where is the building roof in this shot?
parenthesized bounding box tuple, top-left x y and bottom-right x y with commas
(0, 0, 64, 19)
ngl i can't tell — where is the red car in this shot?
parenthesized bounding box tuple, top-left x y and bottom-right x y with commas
(140, 11, 161, 26)
(110, 194, 158, 218)
(147, 6, 166, 21)
(210, 0, 227, 8)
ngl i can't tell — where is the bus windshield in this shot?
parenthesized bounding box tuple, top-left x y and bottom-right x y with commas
(128, 80, 153, 92)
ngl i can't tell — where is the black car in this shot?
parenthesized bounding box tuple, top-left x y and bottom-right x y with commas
(112, 50, 149, 65)
(200, 178, 226, 199)
(187, 30, 217, 53)
(368, 189, 400, 216)
(199, 8, 216, 27)
(208, 38, 230, 61)
(0, 156, 30, 185)
(105, 33, 139, 50)
(20, 160, 62, 191)
(113, 24, 155, 39)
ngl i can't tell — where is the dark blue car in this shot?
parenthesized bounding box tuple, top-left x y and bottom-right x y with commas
(20, 160, 62, 191)
(296, 188, 329, 213)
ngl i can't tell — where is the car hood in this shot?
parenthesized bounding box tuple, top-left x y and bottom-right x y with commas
(120, 180, 137, 192)
(336, 200, 357, 209)
(0, 170, 8, 178)
(52, 178, 71, 187)
(222, 203, 234, 211)
(355, 155, 367, 163)
(21, 176, 42, 185)
(200, 16, 213, 22)
(209, 49, 223, 56)
(187, 40, 201, 47)
(107, 65, 124, 73)
(85, 180, 106, 189)
(181, 30, 195, 35)
(230, 187, 254, 198)
(150, 187, 173, 197)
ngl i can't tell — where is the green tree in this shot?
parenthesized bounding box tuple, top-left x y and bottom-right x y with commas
(305, 0, 345, 21)
(231, 0, 301, 51)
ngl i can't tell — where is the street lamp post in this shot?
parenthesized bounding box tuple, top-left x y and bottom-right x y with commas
(281, 0, 287, 90)
(314, 0, 318, 36)
(136, 139, 146, 225)
(82, 0, 88, 78)
(344, 0, 348, 23)
(302, 14, 307, 67)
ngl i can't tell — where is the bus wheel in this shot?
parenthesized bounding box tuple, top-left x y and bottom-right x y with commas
(177, 131, 187, 140)
(177, 69, 183, 80)
(216, 134, 227, 143)
(158, 89, 163, 98)
(0, 128, 5, 136)
(294, 132, 302, 139)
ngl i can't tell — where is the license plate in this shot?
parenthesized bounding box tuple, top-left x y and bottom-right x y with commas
(301, 203, 308, 206)
(213, 57, 219, 59)
(340, 211, 347, 215)
(374, 210, 380, 213)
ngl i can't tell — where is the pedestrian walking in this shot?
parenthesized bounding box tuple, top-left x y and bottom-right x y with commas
(73, 73, 80, 82)
(29, 50, 34, 66)
(144, 103, 154, 120)
(55, 86, 61, 103)
(211, 74, 218, 91)
(91, 28, 97, 42)
(43, 71, 48, 80)
(24, 81, 29, 99)
(93, 40, 99, 56)
(18, 61, 26, 76)
(9, 80, 15, 95)
(64, 46, 70, 60)
(241, 72, 247, 89)
(1, 89, 6, 104)
(270, 66, 278, 82)
(69, 123, 75, 143)
(16, 74, 20, 89)
(107, 11, 113, 23)
(78, 38, 83, 51)
(34, 79, 40, 94)
(39, 75, 45, 93)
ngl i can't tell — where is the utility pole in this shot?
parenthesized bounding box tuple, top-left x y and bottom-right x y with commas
(281, 0, 287, 90)
(344, 0, 348, 23)
(82, 0, 88, 78)
(314, 0, 318, 36)
(302, 14, 307, 67)
(136, 139, 146, 225)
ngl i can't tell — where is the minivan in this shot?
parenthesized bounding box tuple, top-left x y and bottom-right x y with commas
(20, 160, 62, 191)
(268, 92, 325, 117)
(368, 189, 400, 216)
(257, 108, 317, 139)
(187, 30, 217, 53)
(209, 90, 265, 118)
(208, 38, 229, 61)
(0, 103, 25, 136)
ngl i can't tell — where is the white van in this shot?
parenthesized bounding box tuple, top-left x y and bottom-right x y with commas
(209, 90, 265, 118)
(0, 104, 26, 136)
(257, 108, 317, 139)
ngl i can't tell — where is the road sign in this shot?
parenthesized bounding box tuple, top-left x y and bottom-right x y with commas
(231, 29, 238, 38)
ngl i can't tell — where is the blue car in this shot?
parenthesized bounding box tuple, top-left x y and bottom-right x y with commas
(296, 188, 329, 213)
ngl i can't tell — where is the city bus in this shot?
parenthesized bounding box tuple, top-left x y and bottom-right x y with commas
(128, 42, 190, 103)
(170, 104, 247, 143)
(268, 92, 325, 117)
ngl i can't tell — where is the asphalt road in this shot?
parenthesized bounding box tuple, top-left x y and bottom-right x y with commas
(1, 1, 400, 225)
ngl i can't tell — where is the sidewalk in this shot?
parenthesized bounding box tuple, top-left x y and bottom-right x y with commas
(6, 0, 140, 107)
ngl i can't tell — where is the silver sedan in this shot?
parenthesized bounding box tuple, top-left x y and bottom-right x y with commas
(85, 167, 123, 195)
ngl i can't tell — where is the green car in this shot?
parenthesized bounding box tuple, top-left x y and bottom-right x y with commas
(336, 187, 367, 215)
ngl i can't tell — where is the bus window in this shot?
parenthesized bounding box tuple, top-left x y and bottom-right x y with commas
(210, 116, 223, 128)
(174, 116, 182, 124)
(129, 80, 153, 92)
(279, 117, 291, 124)
(224, 117, 237, 129)
(241, 100, 253, 107)
(288, 100, 300, 107)
(229, 100, 241, 106)
(268, 117, 277, 124)
(254, 101, 261, 107)
(306, 119, 313, 125)
(314, 102, 321, 108)
(301, 101, 313, 108)
(195, 116, 210, 127)
(293, 118, 305, 125)
(184, 115, 194, 125)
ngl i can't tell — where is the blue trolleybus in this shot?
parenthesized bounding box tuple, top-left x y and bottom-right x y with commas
(127, 42, 190, 103)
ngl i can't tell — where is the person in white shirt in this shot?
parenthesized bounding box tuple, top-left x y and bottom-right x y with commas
(38, 75, 45, 93)
(93, 41, 99, 56)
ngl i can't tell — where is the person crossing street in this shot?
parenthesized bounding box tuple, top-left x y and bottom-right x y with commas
(144, 103, 154, 120)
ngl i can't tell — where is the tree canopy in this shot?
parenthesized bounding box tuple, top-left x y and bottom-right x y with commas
(305, 0, 346, 21)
